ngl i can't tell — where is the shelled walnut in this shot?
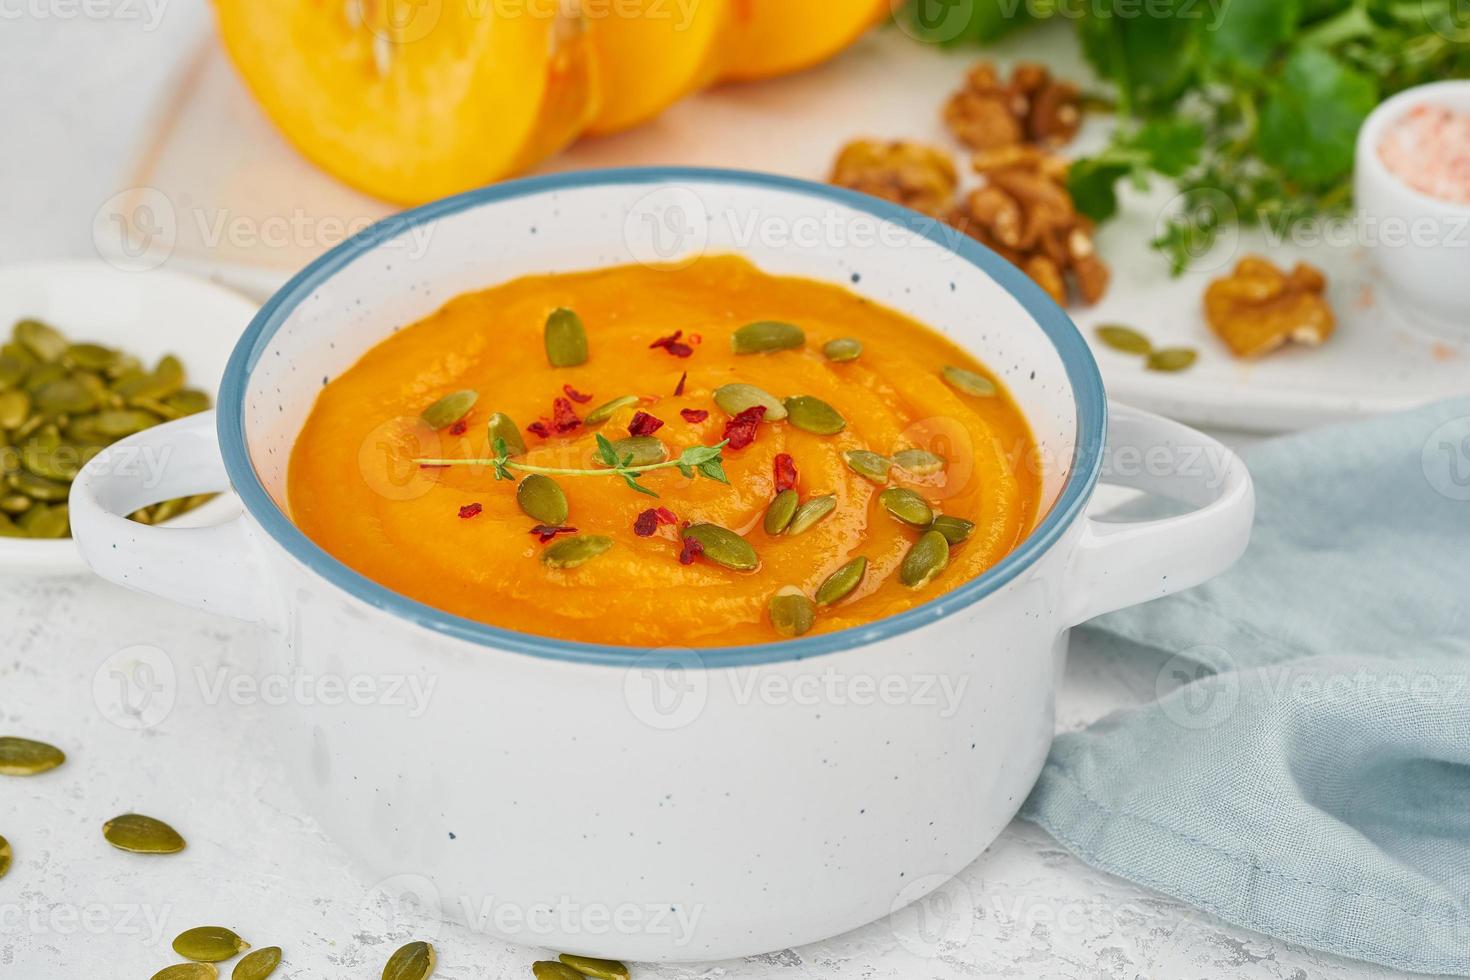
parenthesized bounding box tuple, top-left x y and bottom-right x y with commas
(829, 139, 959, 218)
(944, 61, 1081, 152)
(948, 149, 1110, 307)
(1204, 256, 1336, 358)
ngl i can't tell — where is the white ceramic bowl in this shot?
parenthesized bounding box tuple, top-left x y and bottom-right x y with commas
(69, 169, 1254, 962)
(1355, 80, 1470, 342)
(0, 261, 249, 573)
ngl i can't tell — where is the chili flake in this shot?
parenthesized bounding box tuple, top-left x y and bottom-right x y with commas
(458, 503, 483, 519)
(674, 371, 687, 396)
(527, 420, 551, 439)
(633, 507, 678, 537)
(722, 405, 767, 451)
(678, 535, 705, 565)
(552, 397, 582, 433)
(628, 411, 665, 437)
(563, 384, 594, 404)
(680, 408, 709, 423)
(650, 330, 694, 358)
(773, 453, 798, 492)
(530, 524, 578, 543)
(448, 419, 468, 436)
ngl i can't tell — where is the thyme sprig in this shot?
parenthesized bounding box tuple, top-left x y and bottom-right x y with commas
(415, 435, 730, 499)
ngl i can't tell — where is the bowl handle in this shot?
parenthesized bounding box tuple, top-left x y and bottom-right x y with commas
(1062, 403, 1255, 626)
(70, 410, 276, 627)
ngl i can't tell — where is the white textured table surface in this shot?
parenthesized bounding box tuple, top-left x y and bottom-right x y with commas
(0, 9, 1389, 980)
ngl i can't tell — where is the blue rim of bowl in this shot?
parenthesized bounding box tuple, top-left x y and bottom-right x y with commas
(219, 166, 1106, 668)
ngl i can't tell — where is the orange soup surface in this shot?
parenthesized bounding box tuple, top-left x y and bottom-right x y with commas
(288, 256, 1042, 647)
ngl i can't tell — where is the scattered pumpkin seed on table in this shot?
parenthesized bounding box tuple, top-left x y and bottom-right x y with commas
(879, 488, 933, 528)
(232, 946, 282, 980)
(901, 530, 951, 588)
(929, 514, 976, 545)
(516, 474, 569, 526)
(421, 390, 477, 430)
(941, 366, 997, 397)
(1095, 324, 1153, 355)
(816, 557, 868, 606)
(542, 535, 613, 569)
(382, 940, 436, 980)
(593, 436, 667, 468)
(557, 954, 630, 980)
(1147, 348, 1199, 372)
(151, 964, 218, 980)
(843, 450, 891, 484)
(0, 834, 11, 878)
(713, 383, 787, 421)
(173, 927, 251, 963)
(763, 488, 799, 535)
(822, 337, 863, 362)
(583, 395, 639, 427)
(769, 586, 816, 638)
(731, 320, 805, 354)
(787, 494, 837, 536)
(532, 962, 584, 980)
(544, 308, 589, 367)
(783, 396, 846, 435)
(0, 735, 65, 775)
(892, 448, 945, 476)
(487, 413, 528, 455)
(683, 523, 759, 571)
(102, 813, 186, 854)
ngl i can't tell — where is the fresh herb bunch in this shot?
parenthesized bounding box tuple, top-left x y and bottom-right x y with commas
(900, 0, 1470, 273)
(416, 435, 730, 499)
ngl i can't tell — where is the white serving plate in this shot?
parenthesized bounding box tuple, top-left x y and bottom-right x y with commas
(0, 261, 251, 573)
(107, 22, 1469, 431)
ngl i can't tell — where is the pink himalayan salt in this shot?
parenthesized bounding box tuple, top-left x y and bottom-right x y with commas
(1378, 103, 1470, 205)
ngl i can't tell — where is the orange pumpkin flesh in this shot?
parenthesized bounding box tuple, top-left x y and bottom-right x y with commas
(213, 0, 600, 205)
(584, 0, 730, 135)
(721, 0, 889, 82)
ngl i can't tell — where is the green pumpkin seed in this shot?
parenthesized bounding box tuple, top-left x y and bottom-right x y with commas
(0, 494, 31, 515)
(769, 586, 815, 637)
(928, 514, 976, 545)
(0, 355, 27, 389)
(0, 735, 66, 775)
(13, 413, 43, 441)
(557, 954, 630, 980)
(19, 504, 68, 539)
(34, 377, 98, 416)
(1146, 348, 1199, 373)
(484, 413, 527, 456)
(14, 319, 67, 361)
(942, 366, 997, 397)
(892, 448, 946, 476)
(787, 494, 837, 536)
(713, 383, 787, 421)
(900, 530, 950, 588)
(732, 320, 805, 354)
(151, 497, 185, 525)
(382, 940, 436, 980)
(116, 355, 184, 401)
(232, 946, 282, 980)
(21, 428, 81, 482)
(131, 396, 182, 421)
(816, 556, 868, 606)
(1095, 324, 1153, 355)
(164, 389, 212, 416)
(532, 963, 583, 980)
(879, 488, 933, 527)
(763, 488, 799, 535)
(151, 965, 218, 980)
(517, 474, 569, 525)
(1, 343, 36, 367)
(594, 436, 666, 468)
(583, 395, 639, 427)
(421, 390, 478, 430)
(24, 362, 66, 394)
(102, 813, 186, 854)
(545, 308, 589, 367)
(822, 337, 863, 362)
(106, 353, 142, 379)
(92, 408, 160, 438)
(843, 450, 891, 484)
(10, 471, 69, 501)
(65, 342, 118, 371)
(783, 396, 845, 435)
(0, 390, 27, 430)
(683, 523, 759, 571)
(542, 535, 613, 569)
(173, 927, 251, 963)
(0, 515, 24, 538)
(0, 834, 10, 878)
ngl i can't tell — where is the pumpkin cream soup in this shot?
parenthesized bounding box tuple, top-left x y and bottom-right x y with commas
(287, 256, 1041, 647)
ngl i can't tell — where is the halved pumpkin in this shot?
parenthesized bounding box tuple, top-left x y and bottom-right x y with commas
(720, 0, 889, 82)
(213, 0, 601, 205)
(584, 0, 730, 135)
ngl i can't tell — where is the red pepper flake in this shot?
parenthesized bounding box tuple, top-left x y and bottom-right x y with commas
(680, 408, 709, 423)
(458, 503, 483, 520)
(674, 371, 687, 396)
(634, 507, 677, 536)
(529, 524, 578, 543)
(448, 419, 468, 436)
(722, 405, 767, 451)
(649, 330, 694, 358)
(527, 420, 550, 439)
(562, 384, 593, 404)
(552, 397, 581, 433)
(678, 535, 704, 565)
(773, 453, 798, 492)
(627, 411, 665, 437)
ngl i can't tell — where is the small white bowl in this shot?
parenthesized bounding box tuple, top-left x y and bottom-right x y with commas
(1355, 80, 1470, 343)
(0, 260, 251, 574)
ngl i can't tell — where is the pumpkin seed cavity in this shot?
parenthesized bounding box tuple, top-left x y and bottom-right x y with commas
(731, 320, 804, 354)
(713, 383, 787, 421)
(941, 366, 997, 397)
(769, 587, 816, 638)
(783, 396, 846, 435)
(102, 813, 186, 854)
(900, 530, 951, 588)
(763, 489, 799, 535)
(842, 450, 891, 484)
(232, 946, 282, 980)
(816, 557, 868, 606)
(822, 338, 863, 362)
(544, 308, 589, 367)
(542, 535, 613, 569)
(682, 523, 759, 571)
(516, 474, 569, 525)
(557, 954, 630, 980)
(421, 390, 477, 430)
(786, 494, 837, 536)
(382, 940, 436, 980)
(0, 735, 65, 775)
(173, 927, 250, 963)
(879, 488, 934, 527)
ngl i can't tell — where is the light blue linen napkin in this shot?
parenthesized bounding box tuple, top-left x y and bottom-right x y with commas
(1022, 397, 1470, 976)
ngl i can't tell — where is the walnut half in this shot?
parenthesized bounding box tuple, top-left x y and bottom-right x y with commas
(830, 140, 959, 218)
(1204, 256, 1336, 358)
